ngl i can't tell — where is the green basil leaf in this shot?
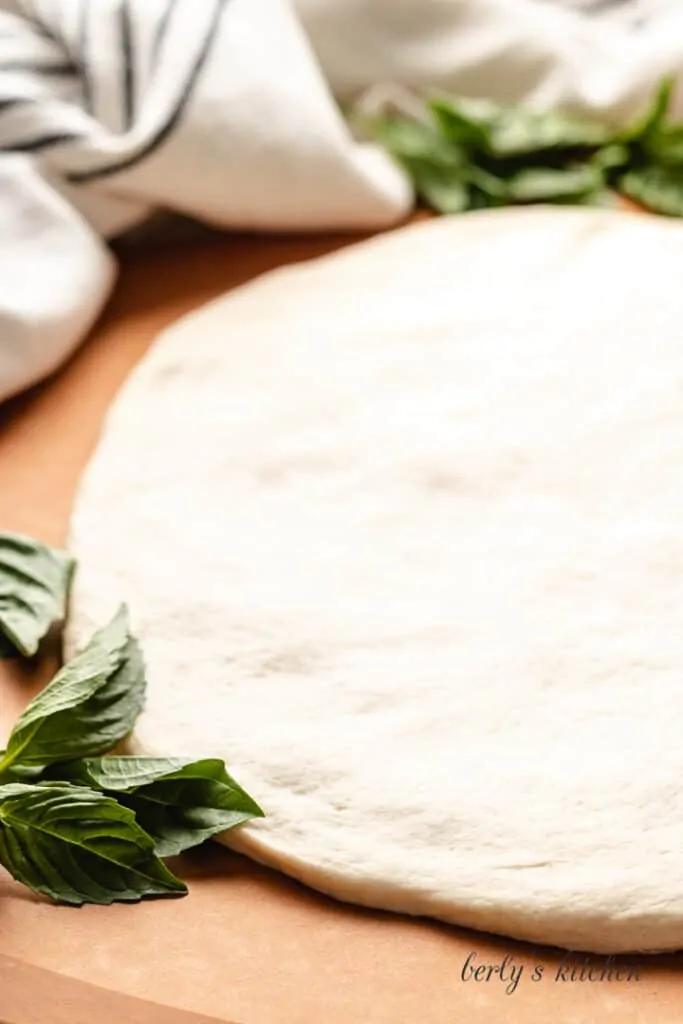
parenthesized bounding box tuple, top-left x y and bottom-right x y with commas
(428, 97, 496, 149)
(370, 117, 473, 212)
(506, 164, 604, 202)
(0, 781, 186, 904)
(52, 756, 264, 857)
(569, 189, 621, 209)
(0, 533, 75, 658)
(591, 143, 630, 172)
(642, 124, 683, 167)
(465, 166, 509, 199)
(411, 165, 471, 213)
(618, 165, 683, 216)
(430, 96, 610, 158)
(487, 108, 610, 158)
(618, 76, 675, 144)
(371, 117, 465, 167)
(0, 606, 145, 775)
(467, 188, 497, 211)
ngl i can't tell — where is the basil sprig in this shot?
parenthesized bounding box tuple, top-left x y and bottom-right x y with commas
(0, 533, 74, 658)
(368, 77, 683, 216)
(0, 532, 264, 905)
(48, 756, 264, 858)
(0, 782, 188, 905)
(0, 606, 145, 776)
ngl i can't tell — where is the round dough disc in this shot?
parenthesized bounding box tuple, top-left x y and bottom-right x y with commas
(68, 207, 683, 953)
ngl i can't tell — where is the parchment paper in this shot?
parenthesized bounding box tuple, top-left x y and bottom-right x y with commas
(1, 220, 682, 1024)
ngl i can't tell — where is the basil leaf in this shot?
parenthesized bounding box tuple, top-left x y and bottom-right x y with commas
(0, 606, 145, 775)
(645, 125, 683, 167)
(0, 533, 74, 658)
(371, 118, 472, 213)
(487, 109, 610, 158)
(0, 781, 186, 904)
(467, 188, 496, 211)
(568, 189, 621, 209)
(591, 143, 630, 173)
(506, 164, 605, 202)
(618, 165, 683, 216)
(410, 165, 471, 213)
(429, 96, 609, 158)
(53, 756, 264, 857)
(466, 166, 509, 200)
(618, 76, 674, 144)
(371, 117, 465, 166)
(428, 97, 495, 149)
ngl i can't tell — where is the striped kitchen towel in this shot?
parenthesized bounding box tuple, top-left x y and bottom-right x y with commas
(1, 0, 683, 404)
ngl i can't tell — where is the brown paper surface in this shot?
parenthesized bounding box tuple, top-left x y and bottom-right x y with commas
(1, 221, 682, 1023)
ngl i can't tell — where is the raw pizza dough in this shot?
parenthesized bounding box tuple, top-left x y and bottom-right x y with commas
(68, 207, 683, 953)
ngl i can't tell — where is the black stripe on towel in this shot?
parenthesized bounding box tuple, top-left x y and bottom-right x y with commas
(120, 0, 135, 130)
(67, 0, 226, 184)
(0, 130, 82, 152)
(151, 0, 179, 68)
(0, 60, 77, 75)
(20, 5, 57, 43)
(0, 96, 33, 114)
(78, 0, 93, 113)
(583, 0, 631, 11)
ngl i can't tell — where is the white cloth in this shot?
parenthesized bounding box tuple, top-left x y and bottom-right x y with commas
(1, 0, 682, 403)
